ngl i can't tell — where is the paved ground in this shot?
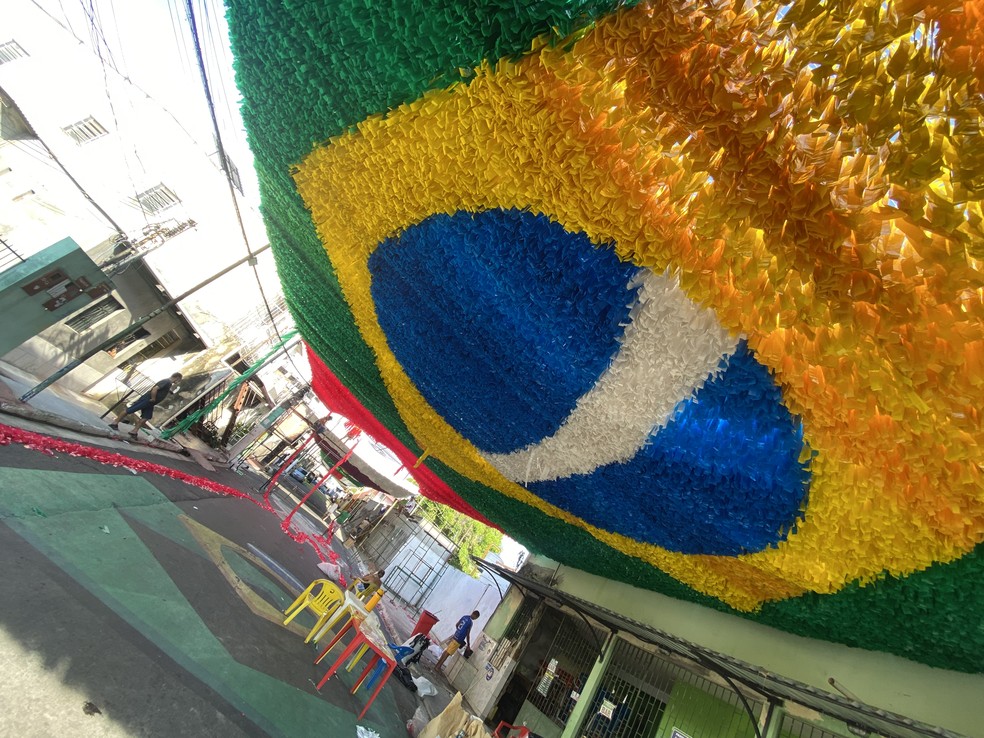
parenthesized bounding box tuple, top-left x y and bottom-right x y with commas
(0, 430, 421, 737)
(0, 362, 220, 460)
(0, 362, 113, 430)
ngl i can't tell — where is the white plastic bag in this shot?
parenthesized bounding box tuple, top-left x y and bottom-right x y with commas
(317, 560, 342, 581)
(405, 705, 429, 737)
(412, 676, 438, 697)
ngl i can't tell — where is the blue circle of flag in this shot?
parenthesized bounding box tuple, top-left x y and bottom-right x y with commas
(369, 208, 810, 555)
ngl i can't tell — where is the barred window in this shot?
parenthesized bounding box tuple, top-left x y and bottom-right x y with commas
(133, 184, 181, 214)
(122, 330, 180, 367)
(66, 297, 123, 333)
(0, 40, 28, 64)
(63, 117, 109, 145)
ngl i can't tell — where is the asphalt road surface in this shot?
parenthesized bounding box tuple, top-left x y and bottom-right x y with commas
(0, 439, 414, 737)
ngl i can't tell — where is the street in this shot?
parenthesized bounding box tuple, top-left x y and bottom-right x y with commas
(0, 428, 417, 737)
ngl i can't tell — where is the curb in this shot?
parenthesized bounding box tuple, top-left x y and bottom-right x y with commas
(0, 402, 212, 463)
(0, 401, 119, 439)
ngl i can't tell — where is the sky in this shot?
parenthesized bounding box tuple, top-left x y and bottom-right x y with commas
(31, 0, 260, 201)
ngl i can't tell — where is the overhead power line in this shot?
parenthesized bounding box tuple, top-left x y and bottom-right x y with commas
(182, 0, 308, 382)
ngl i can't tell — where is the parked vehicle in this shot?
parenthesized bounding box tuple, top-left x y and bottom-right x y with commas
(281, 467, 330, 517)
(264, 453, 291, 475)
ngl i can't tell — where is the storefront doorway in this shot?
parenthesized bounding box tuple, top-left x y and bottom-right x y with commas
(494, 606, 605, 738)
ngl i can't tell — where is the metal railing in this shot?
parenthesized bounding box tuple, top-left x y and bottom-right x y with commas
(0, 237, 25, 272)
(166, 376, 232, 447)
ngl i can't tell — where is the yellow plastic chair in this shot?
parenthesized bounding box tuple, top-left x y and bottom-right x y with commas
(283, 579, 344, 643)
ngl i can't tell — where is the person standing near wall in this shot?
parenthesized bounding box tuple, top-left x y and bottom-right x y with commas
(435, 610, 480, 672)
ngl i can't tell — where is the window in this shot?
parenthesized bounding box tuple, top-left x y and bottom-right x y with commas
(211, 151, 244, 194)
(133, 184, 180, 214)
(66, 296, 124, 332)
(121, 330, 179, 367)
(105, 328, 151, 357)
(0, 41, 28, 65)
(63, 117, 109, 145)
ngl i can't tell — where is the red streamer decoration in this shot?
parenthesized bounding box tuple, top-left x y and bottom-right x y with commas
(0, 422, 340, 564)
(305, 344, 498, 528)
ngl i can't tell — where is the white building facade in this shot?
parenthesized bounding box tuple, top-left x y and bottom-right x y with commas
(0, 0, 280, 403)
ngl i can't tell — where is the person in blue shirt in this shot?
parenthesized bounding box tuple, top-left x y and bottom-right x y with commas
(435, 610, 480, 672)
(109, 373, 182, 439)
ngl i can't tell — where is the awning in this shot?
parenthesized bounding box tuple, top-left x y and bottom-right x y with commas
(314, 428, 413, 499)
(474, 559, 953, 738)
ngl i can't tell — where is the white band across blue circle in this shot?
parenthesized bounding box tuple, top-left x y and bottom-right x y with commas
(369, 208, 811, 556)
(484, 269, 738, 484)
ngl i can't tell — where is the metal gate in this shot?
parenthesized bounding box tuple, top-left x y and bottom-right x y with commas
(524, 612, 605, 730)
(576, 637, 765, 738)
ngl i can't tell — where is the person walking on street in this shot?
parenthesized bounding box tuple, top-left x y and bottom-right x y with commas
(435, 610, 479, 672)
(109, 373, 182, 438)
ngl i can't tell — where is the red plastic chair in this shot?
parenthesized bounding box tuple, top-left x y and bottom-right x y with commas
(493, 723, 530, 738)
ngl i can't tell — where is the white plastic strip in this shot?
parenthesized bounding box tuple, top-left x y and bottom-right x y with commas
(483, 269, 737, 483)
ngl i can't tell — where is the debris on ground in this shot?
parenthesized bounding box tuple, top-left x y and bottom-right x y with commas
(412, 675, 437, 696)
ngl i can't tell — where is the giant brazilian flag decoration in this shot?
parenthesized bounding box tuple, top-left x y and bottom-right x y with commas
(225, 0, 984, 672)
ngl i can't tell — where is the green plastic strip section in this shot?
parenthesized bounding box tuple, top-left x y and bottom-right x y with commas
(161, 330, 297, 440)
(224, 0, 984, 673)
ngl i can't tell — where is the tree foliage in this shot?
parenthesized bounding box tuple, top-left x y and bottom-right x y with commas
(417, 498, 502, 577)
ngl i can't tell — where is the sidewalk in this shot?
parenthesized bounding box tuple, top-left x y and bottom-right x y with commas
(0, 361, 223, 466)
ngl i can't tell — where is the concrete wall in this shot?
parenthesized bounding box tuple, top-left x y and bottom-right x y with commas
(418, 562, 505, 645)
(454, 587, 528, 717)
(2, 260, 185, 395)
(459, 634, 521, 718)
(0, 238, 107, 354)
(537, 556, 984, 737)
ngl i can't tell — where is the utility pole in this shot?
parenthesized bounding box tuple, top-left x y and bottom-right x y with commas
(20, 243, 271, 401)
